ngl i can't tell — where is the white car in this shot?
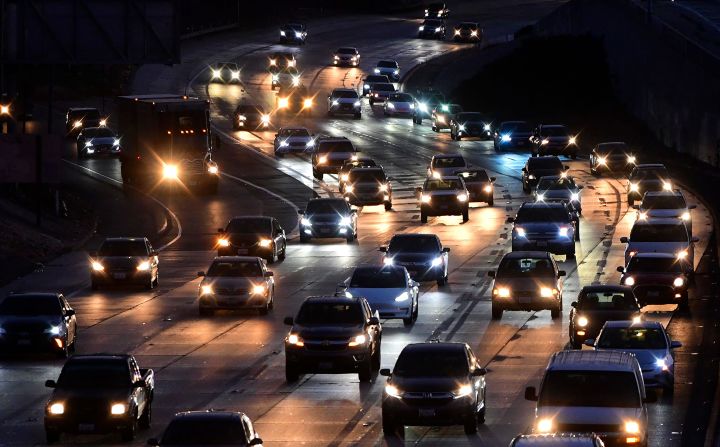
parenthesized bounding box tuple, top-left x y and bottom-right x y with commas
(374, 59, 400, 81)
(332, 47, 360, 66)
(339, 265, 419, 325)
(197, 256, 275, 316)
(636, 190, 695, 236)
(273, 127, 314, 156)
(620, 218, 698, 268)
(383, 93, 415, 116)
(427, 153, 469, 178)
(327, 88, 361, 118)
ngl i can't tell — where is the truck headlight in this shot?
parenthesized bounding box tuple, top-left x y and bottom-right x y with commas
(577, 316, 589, 327)
(137, 261, 150, 271)
(673, 277, 685, 287)
(318, 155, 328, 164)
(339, 216, 351, 226)
(91, 261, 105, 271)
(624, 420, 640, 434)
(348, 334, 367, 346)
(49, 403, 65, 415)
(287, 333, 304, 346)
(258, 238, 272, 247)
(163, 164, 178, 179)
(111, 404, 127, 415)
(200, 285, 214, 295)
(395, 292, 409, 302)
(431, 257, 443, 267)
(385, 384, 402, 398)
(252, 284, 267, 295)
(453, 384, 473, 399)
(537, 418, 553, 433)
(597, 156, 607, 165)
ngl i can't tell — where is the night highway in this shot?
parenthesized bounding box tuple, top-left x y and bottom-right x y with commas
(1, 1, 719, 446)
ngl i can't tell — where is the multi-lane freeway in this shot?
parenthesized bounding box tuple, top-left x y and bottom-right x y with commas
(0, 1, 717, 446)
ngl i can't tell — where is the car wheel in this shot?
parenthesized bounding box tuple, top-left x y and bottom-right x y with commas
(358, 359, 373, 382)
(300, 234, 310, 243)
(456, 134, 462, 141)
(575, 227, 581, 241)
(431, 125, 438, 132)
(420, 212, 428, 224)
(120, 414, 138, 441)
(153, 274, 159, 288)
(416, 117, 422, 125)
(285, 364, 300, 383)
(278, 242, 287, 261)
(491, 303, 503, 320)
(488, 197, 494, 207)
(678, 294, 690, 312)
(199, 307, 214, 317)
(384, 201, 392, 211)
(139, 403, 152, 429)
(145, 276, 154, 290)
(275, 151, 284, 158)
(259, 300, 271, 315)
(664, 380, 675, 395)
(477, 402, 486, 425)
(46, 430, 61, 444)
(91, 280, 99, 291)
(266, 245, 276, 264)
(551, 303, 561, 319)
(436, 275, 447, 286)
(463, 410, 479, 435)
(313, 170, 323, 181)
(628, 197, 634, 207)
(346, 233, 354, 243)
(566, 248, 576, 259)
(382, 412, 403, 438)
(462, 208, 469, 222)
(522, 182, 530, 193)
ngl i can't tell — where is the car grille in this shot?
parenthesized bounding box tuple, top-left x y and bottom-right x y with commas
(402, 391, 454, 406)
(289, 141, 306, 147)
(633, 285, 673, 299)
(67, 398, 109, 420)
(181, 159, 205, 176)
(215, 287, 248, 296)
(104, 258, 137, 270)
(304, 337, 349, 351)
(4, 321, 48, 334)
(555, 423, 622, 433)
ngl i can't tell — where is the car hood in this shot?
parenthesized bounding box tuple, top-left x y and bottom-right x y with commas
(387, 252, 437, 263)
(390, 376, 466, 393)
(0, 315, 61, 331)
(494, 277, 556, 291)
(346, 287, 406, 302)
(51, 387, 132, 402)
(515, 222, 570, 233)
(98, 256, 145, 269)
(324, 151, 355, 160)
(294, 324, 364, 339)
(626, 242, 688, 255)
(537, 406, 643, 426)
(201, 277, 258, 289)
(644, 209, 685, 219)
(595, 348, 667, 369)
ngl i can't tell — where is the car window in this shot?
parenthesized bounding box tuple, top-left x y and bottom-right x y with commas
(366, 75, 389, 83)
(425, 179, 463, 190)
(390, 93, 413, 102)
(349, 170, 386, 182)
(597, 327, 668, 349)
(632, 167, 669, 179)
(641, 195, 686, 209)
(316, 141, 355, 153)
(459, 170, 489, 182)
(377, 61, 397, 68)
(331, 91, 359, 99)
(515, 206, 571, 223)
(578, 292, 637, 310)
(527, 158, 563, 170)
(226, 218, 271, 234)
(541, 126, 568, 136)
(98, 240, 148, 256)
(279, 128, 310, 138)
(498, 257, 555, 277)
(0, 295, 62, 316)
(69, 109, 100, 119)
(306, 200, 350, 214)
(161, 418, 249, 445)
(433, 157, 465, 168)
(337, 48, 356, 54)
(296, 302, 364, 325)
(82, 128, 114, 138)
(207, 261, 262, 277)
(626, 256, 683, 272)
(58, 360, 131, 388)
(394, 349, 468, 377)
(629, 224, 687, 242)
(424, 20, 442, 27)
(538, 371, 641, 408)
(388, 236, 440, 253)
(350, 267, 406, 288)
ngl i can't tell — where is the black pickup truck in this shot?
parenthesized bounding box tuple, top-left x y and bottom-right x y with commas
(44, 354, 154, 443)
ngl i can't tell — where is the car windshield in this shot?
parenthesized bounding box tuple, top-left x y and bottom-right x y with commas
(207, 261, 262, 277)
(528, 158, 563, 171)
(460, 23, 477, 29)
(459, 170, 489, 182)
(350, 267, 406, 288)
(390, 93, 413, 102)
(98, 240, 147, 256)
(578, 292, 637, 310)
(456, 113, 484, 122)
(349, 170, 386, 182)
(627, 256, 683, 272)
(597, 327, 668, 349)
(296, 302, 364, 325)
(537, 178, 577, 190)
(633, 168, 669, 179)
(642, 195, 686, 209)
(425, 179, 462, 190)
(82, 128, 114, 138)
(332, 90, 358, 99)
(597, 143, 628, 153)
(388, 236, 439, 253)
(0, 296, 61, 316)
(337, 48, 356, 54)
(288, 23, 303, 30)
(70, 109, 100, 119)
(161, 419, 248, 445)
(541, 126, 568, 136)
(279, 128, 310, 138)
(516, 206, 570, 223)
(629, 224, 687, 242)
(342, 160, 376, 170)
(538, 371, 641, 407)
(500, 122, 532, 132)
(316, 141, 355, 153)
(378, 61, 397, 68)
(433, 157, 465, 168)
(58, 361, 130, 388)
(366, 75, 389, 83)
(498, 257, 554, 277)
(236, 105, 262, 114)
(374, 83, 395, 92)
(394, 350, 467, 377)
(424, 20, 442, 27)
(306, 200, 350, 214)
(226, 218, 270, 234)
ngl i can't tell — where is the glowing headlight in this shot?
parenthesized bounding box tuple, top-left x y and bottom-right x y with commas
(570, 192, 580, 202)
(111, 404, 127, 415)
(419, 26, 425, 31)
(295, 31, 302, 38)
(577, 316, 589, 327)
(495, 287, 510, 298)
(638, 212, 647, 220)
(137, 261, 150, 271)
(49, 403, 65, 415)
(261, 114, 271, 125)
(457, 193, 468, 202)
(681, 212, 691, 221)
(84, 141, 93, 147)
(339, 216, 352, 226)
(515, 227, 526, 237)
(385, 384, 402, 397)
(292, 76, 300, 87)
(454, 29, 461, 35)
(351, 154, 359, 161)
(393, 70, 399, 75)
(437, 116, 446, 123)
(454, 384, 473, 398)
(271, 74, 279, 82)
(569, 136, 577, 145)
(663, 182, 672, 191)
(458, 124, 466, 132)
(537, 418, 553, 433)
(46, 325, 62, 335)
(278, 98, 289, 108)
(655, 359, 669, 371)
(673, 277, 685, 287)
(218, 238, 230, 247)
(279, 140, 289, 147)
(91, 261, 104, 271)
(558, 227, 570, 237)
(345, 185, 354, 193)
(540, 287, 554, 297)
(435, 27, 442, 32)
(73, 120, 82, 128)
(306, 139, 314, 147)
(624, 276, 635, 286)
(300, 218, 311, 226)
(200, 285, 214, 295)
(113, 138, 121, 146)
(269, 59, 277, 66)
(421, 194, 431, 203)
(431, 170, 441, 179)
(348, 334, 367, 346)
(252, 284, 267, 295)
(287, 333, 304, 346)
(395, 292, 409, 302)
(483, 185, 493, 193)
(340, 174, 349, 182)
(384, 257, 394, 265)
(387, 103, 395, 109)
(629, 183, 639, 192)
(0, 104, 9, 115)
(331, 100, 339, 106)
(597, 156, 607, 165)
(258, 239, 272, 248)
(163, 164, 179, 179)
(231, 71, 240, 79)
(528, 175, 536, 180)
(410, 103, 415, 109)
(471, 30, 478, 36)
(501, 134, 511, 142)
(624, 421, 640, 434)
(541, 139, 549, 145)
(676, 250, 688, 260)
(627, 155, 637, 164)
(303, 98, 313, 108)
(536, 193, 545, 201)
(353, 101, 361, 107)
(483, 124, 491, 131)
(211, 69, 221, 78)
(379, 183, 389, 192)
(334, 55, 339, 59)
(431, 257, 443, 267)
(238, 115, 247, 121)
(208, 164, 219, 175)
(374, 68, 380, 74)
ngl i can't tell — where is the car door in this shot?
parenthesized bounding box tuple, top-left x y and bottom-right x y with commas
(466, 346, 485, 407)
(128, 357, 148, 416)
(146, 240, 159, 274)
(273, 219, 286, 248)
(60, 296, 77, 344)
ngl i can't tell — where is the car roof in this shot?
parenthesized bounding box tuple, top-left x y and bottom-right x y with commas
(547, 350, 639, 372)
(212, 256, 262, 263)
(171, 410, 246, 421)
(602, 320, 664, 329)
(308, 198, 348, 205)
(630, 252, 677, 259)
(102, 237, 147, 242)
(337, 47, 357, 51)
(527, 156, 561, 163)
(377, 59, 397, 64)
(519, 201, 567, 210)
(400, 342, 467, 355)
(391, 233, 438, 241)
(433, 153, 464, 159)
(279, 127, 309, 132)
(304, 295, 363, 304)
(353, 264, 405, 273)
(69, 354, 131, 362)
(501, 251, 552, 259)
(596, 141, 627, 148)
(580, 285, 632, 293)
(317, 135, 351, 141)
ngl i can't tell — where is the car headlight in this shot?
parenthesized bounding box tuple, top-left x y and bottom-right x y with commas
(624, 276, 635, 286)
(271, 74, 279, 82)
(211, 69, 221, 78)
(471, 30, 478, 36)
(437, 116, 446, 123)
(421, 194, 431, 203)
(200, 285, 214, 295)
(638, 212, 648, 220)
(663, 182, 672, 191)
(207, 163, 219, 175)
(353, 100, 361, 107)
(91, 261, 104, 271)
(536, 193, 545, 201)
(306, 139, 314, 147)
(627, 155, 637, 164)
(73, 120, 83, 128)
(84, 141, 93, 148)
(137, 261, 150, 271)
(278, 98, 289, 108)
(331, 100, 339, 106)
(238, 115, 247, 121)
(395, 292, 409, 302)
(655, 358, 669, 371)
(537, 418, 553, 433)
(269, 59, 276, 66)
(495, 287, 511, 298)
(111, 403, 127, 415)
(252, 284, 267, 295)
(287, 333, 304, 346)
(558, 227, 569, 237)
(292, 76, 300, 87)
(456, 193, 468, 202)
(112, 138, 121, 147)
(295, 31, 302, 38)
(483, 124, 491, 131)
(681, 211, 691, 221)
(454, 29, 461, 35)
(454, 384, 473, 399)
(577, 316, 589, 327)
(435, 27, 442, 32)
(379, 183, 389, 192)
(597, 156, 607, 165)
(418, 103, 428, 112)
(458, 124, 466, 132)
(48, 403, 65, 415)
(419, 26, 425, 31)
(385, 384, 402, 398)
(431, 257, 443, 267)
(374, 68, 380, 74)
(231, 71, 240, 79)
(303, 98, 313, 109)
(676, 250, 688, 260)
(673, 277, 685, 287)
(541, 139, 549, 145)
(515, 227, 526, 237)
(279, 140, 289, 147)
(410, 103, 415, 109)
(258, 239, 272, 248)
(383, 257, 394, 265)
(334, 55, 339, 60)
(501, 134, 511, 142)
(99, 119, 108, 127)
(319, 155, 328, 164)
(300, 218, 311, 226)
(540, 287, 556, 297)
(527, 175, 536, 180)
(163, 164, 178, 179)
(624, 420, 640, 434)
(261, 114, 271, 124)
(483, 185, 493, 193)
(339, 216, 352, 226)
(387, 103, 395, 109)
(345, 185, 355, 193)
(45, 325, 62, 335)
(348, 334, 367, 347)
(629, 183, 639, 192)
(280, 30, 286, 36)
(569, 136, 577, 145)
(218, 238, 230, 247)
(570, 192, 580, 202)
(393, 70, 399, 75)
(340, 174, 349, 182)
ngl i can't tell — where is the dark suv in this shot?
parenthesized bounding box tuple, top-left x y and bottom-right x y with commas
(343, 167, 393, 210)
(90, 237, 159, 290)
(284, 296, 382, 382)
(380, 234, 450, 285)
(380, 342, 486, 437)
(509, 202, 576, 257)
(298, 198, 358, 243)
(568, 285, 641, 349)
(216, 216, 287, 263)
(521, 156, 567, 193)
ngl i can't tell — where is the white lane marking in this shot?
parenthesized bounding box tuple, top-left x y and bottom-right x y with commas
(62, 160, 182, 252)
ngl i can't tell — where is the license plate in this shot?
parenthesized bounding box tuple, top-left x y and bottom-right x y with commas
(439, 205, 448, 210)
(536, 241, 548, 248)
(113, 273, 126, 279)
(319, 228, 331, 234)
(647, 291, 659, 297)
(419, 409, 435, 417)
(318, 362, 333, 370)
(17, 339, 30, 345)
(519, 296, 533, 304)
(237, 249, 249, 255)
(78, 424, 95, 432)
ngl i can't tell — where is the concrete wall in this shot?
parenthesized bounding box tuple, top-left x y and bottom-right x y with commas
(532, 0, 720, 166)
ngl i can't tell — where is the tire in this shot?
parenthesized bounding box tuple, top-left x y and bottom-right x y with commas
(369, 99, 375, 106)
(266, 245, 276, 264)
(372, 344, 381, 371)
(46, 430, 61, 444)
(300, 234, 310, 243)
(139, 403, 152, 429)
(678, 295, 690, 312)
(313, 170, 322, 180)
(285, 364, 300, 383)
(456, 134, 462, 141)
(522, 182, 530, 193)
(491, 303, 503, 320)
(145, 276, 154, 290)
(462, 209, 469, 222)
(551, 303, 561, 319)
(628, 197, 634, 207)
(278, 243, 287, 261)
(416, 117, 422, 125)
(575, 227, 581, 241)
(463, 411, 479, 435)
(354, 113, 361, 120)
(199, 307, 214, 317)
(259, 300, 270, 315)
(358, 359, 373, 382)
(437, 275, 447, 286)
(384, 201, 392, 211)
(403, 301, 418, 326)
(120, 415, 138, 442)
(566, 248, 576, 259)
(488, 197, 494, 207)
(420, 212, 428, 224)
(91, 280, 99, 291)
(431, 125, 438, 132)
(275, 151, 284, 158)
(382, 412, 402, 438)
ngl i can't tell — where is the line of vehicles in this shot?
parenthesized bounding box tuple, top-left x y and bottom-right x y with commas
(17, 9, 704, 447)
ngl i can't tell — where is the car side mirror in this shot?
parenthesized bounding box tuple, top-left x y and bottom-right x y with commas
(688, 204, 697, 210)
(644, 393, 657, 403)
(265, 271, 274, 277)
(147, 439, 159, 446)
(45, 380, 57, 388)
(570, 301, 578, 308)
(506, 217, 515, 223)
(283, 317, 294, 326)
(671, 340, 682, 349)
(472, 368, 487, 376)
(379, 246, 388, 253)
(380, 368, 391, 377)
(490, 176, 496, 182)
(249, 438, 263, 446)
(620, 237, 629, 243)
(487, 271, 495, 278)
(297, 209, 304, 215)
(197, 271, 205, 277)
(558, 270, 566, 277)
(521, 167, 526, 172)
(442, 247, 450, 253)
(368, 316, 380, 326)
(584, 339, 595, 347)
(524, 386, 538, 401)
(616, 266, 625, 273)
(632, 205, 639, 210)
(66, 309, 76, 316)
(692, 237, 700, 243)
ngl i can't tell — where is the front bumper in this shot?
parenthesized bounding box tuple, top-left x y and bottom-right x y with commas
(433, 119, 451, 129)
(199, 293, 269, 310)
(394, 263, 444, 281)
(493, 295, 560, 312)
(421, 202, 467, 216)
(456, 129, 491, 139)
(218, 244, 271, 257)
(92, 270, 152, 285)
(372, 302, 412, 319)
(301, 223, 352, 238)
(383, 395, 475, 426)
(285, 345, 370, 373)
(632, 284, 686, 304)
(333, 58, 358, 66)
(45, 414, 135, 435)
(512, 238, 574, 255)
(275, 143, 313, 154)
(0, 334, 66, 353)
(467, 189, 493, 203)
(329, 103, 361, 115)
